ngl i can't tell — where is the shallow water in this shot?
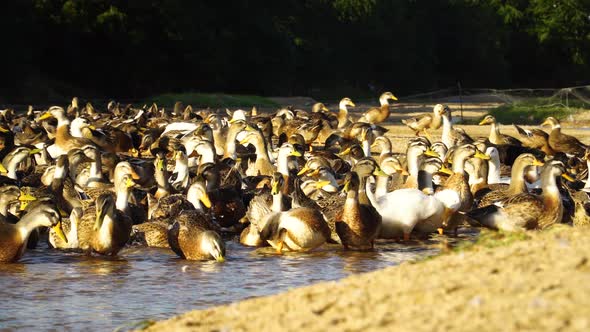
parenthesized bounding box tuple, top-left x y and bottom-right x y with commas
(0, 231, 476, 331)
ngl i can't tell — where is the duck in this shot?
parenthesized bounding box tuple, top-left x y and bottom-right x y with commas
(0, 203, 66, 262)
(541, 117, 587, 156)
(367, 156, 460, 239)
(239, 130, 275, 177)
(240, 172, 289, 247)
(474, 153, 544, 207)
(513, 124, 555, 155)
(439, 144, 490, 233)
(1, 146, 39, 181)
(198, 162, 246, 229)
(401, 103, 446, 139)
(441, 108, 474, 149)
(167, 211, 225, 261)
(335, 171, 381, 250)
(260, 205, 331, 253)
(336, 97, 356, 129)
(465, 160, 572, 231)
(78, 191, 133, 255)
(37, 106, 97, 158)
(357, 92, 397, 124)
(478, 115, 521, 145)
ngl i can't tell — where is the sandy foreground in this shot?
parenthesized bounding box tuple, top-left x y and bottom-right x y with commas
(143, 225, 590, 332)
(139, 97, 590, 331)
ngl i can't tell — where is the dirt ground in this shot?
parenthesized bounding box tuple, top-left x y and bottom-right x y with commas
(143, 225, 590, 332)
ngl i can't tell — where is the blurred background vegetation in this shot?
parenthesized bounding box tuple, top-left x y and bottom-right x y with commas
(1, 0, 589, 103)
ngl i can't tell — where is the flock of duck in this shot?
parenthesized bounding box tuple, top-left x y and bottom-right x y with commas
(1, 93, 589, 264)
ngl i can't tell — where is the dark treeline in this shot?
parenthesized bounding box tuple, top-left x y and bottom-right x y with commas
(1, 0, 589, 101)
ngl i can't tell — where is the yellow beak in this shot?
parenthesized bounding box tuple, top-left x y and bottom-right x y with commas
(297, 166, 310, 176)
(423, 149, 440, 158)
(478, 119, 488, 126)
(373, 168, 388, 177)
(200, 192, 212, 208)
(390, 94, 398, 101)
(315, 180, 331, 189)
(37, 112, 53, 121)
(290, 150, 302, 157)
(439, 165, 453, 175)
(0, 163, 7, 173)
(562, 173, 575, 182)
(540, 119, 551, 127)
(474, 150, 491, 160)
(53, 221, 68, 244)
(337, 147, 351, 157)
(532, 159, 545, 167)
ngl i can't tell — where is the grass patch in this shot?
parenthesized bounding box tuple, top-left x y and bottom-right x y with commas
(452, 229, 531, 252)
(146, 92, 280, 108)
(486, 97, 588, 124)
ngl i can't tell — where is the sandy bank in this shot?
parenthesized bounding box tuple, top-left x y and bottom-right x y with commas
(142, 225, 590, 332)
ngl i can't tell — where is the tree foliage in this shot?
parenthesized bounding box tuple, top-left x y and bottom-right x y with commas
(1, 0, 589, 102)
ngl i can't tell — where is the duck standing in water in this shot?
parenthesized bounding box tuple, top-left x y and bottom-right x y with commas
(0, 204, 66, 262)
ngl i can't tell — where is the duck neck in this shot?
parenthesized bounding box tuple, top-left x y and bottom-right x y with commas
(442, 114, 452, 149)
(361, 140, 371, 158)
(417, 170, 434, 194)
(357, 175, 371, 205)
(17, 213, 51, 242)
(252, 136, 271, 162)
(224, 126, 241, 159)
(452, 153, 469, 174)
(379, 95, 391, 107)
(272, 192, 285, 212)
(114, 183, 131, 212)
(540, 172, 560, 210)
(489, 122, 500, 143)
(487, 155, 501, 184)
(70, 123, 84, 138)
(276, 149, 291, 177)
(407, 150, 422, 178)
(89, 154, 103, 182)
(507, 161, 529, 195)
(375, 175, 390, 198)
(344, 186, 360, 212)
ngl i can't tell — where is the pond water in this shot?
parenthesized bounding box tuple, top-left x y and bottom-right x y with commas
(0, 231, 477, 331)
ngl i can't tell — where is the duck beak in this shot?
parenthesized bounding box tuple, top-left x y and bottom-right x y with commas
(478, 118, 489, 126)
(88, 125, 96, 130)
(200, 192, 212, 208)
(125, 177, 136, 188)
(321, 105, 329, 112)
(297, 166, 310, 176)
(348, 101, 356, 107)
(271, 180, 280, 195)
(53, 220, 68, 244)
(94, 207, 105, 231)
(390, 94, 398, 101)
(157, 159, 165, 171)
(397, 168, 410, 176)
(239, 138, 249, 145)
(290, 150, 302, 157)
(373, 167, 388, 177)
(532, 159, 545, 167)
(540, 119, 551, 127)
(562, 173, 575, 182)
(0, 163, 7, 173)
(423, 149, 439, 157)
(0, 127, 9, 133)
(439, 165, 453, 175)
(474, 150, 490, 160)
(343, 180, 350, 193)
(29, 148, 42, 155)
(38, 112, 53, 121)
(315, 180, 331, 189)
(337, 147, 351, 157)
